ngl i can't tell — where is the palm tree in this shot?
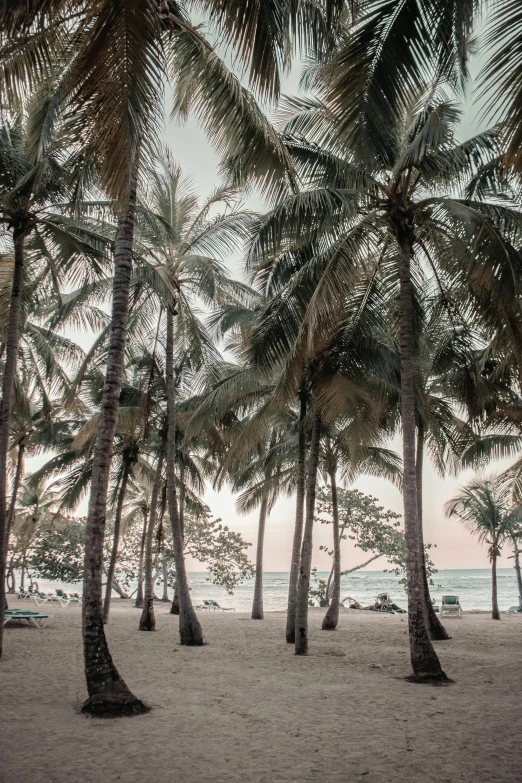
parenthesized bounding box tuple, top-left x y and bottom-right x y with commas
(0, 100, 105, 656)
(1, 0, 319, 709)
(248, 78, 522, 676)
(138, 151, 254, 643)
(445, 477, 517, 620)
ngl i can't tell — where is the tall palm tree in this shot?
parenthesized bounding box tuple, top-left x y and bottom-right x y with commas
(248, 81, 522, 677)
(138, 151, 254, 643)
(0, 0, 318, 710)
(0, 100, 104, 656)
(446, 477, 518, 620)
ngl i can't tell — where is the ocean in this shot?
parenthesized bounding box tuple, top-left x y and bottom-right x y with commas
(26, 568, 521, 613)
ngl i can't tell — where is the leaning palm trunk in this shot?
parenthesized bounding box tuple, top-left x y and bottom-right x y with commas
(140, 439, 165, 631)
(103, 463, 131, 624)
(81, 162, 147, 715)
(0, 229, 25, 656)
(322, 466, 341, 630)
(398, 241, 446, 682)
(251, 492, 269, 619)
(166, 303, 203, 645)
(491, 547, 500, 620)
(416, 425, 449, 641)
(135, 508, 148, 608)
(286, 391, 307, 643)
(295, 411, 321, 655)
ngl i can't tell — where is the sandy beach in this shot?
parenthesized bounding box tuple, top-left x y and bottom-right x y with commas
(1, 599, 521, 783)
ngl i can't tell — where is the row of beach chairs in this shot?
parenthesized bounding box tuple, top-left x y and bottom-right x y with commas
(18, 586, 82, 608)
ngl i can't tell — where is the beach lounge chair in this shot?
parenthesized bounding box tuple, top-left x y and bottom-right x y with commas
(374, 593, 406, 614)
(55, 589, 81, 607)
(17, 588, 32, 600)
(4, 609, 51, 628)
(439, 595, 462, 618)
(32, 592, 61, 607)
(196, 600, 234, 612)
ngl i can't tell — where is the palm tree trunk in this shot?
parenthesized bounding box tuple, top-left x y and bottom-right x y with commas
(416, 424, 449, 641)
(398, 239, 446, 682)
(140, 437, 165, 631)
(286, 390, 307, 643)
(513, 545, 522, 611)
(322, 465, 341, 630)
(135, 507, 148, 608)
(7, 440, 24, 538)
(170, 465, 184, 615)
(251, 492, 269, 619)
(81, 161, 147, 716)
(103, 462, 131, 624)
(491, 549, 500, 620)
(295, 411, 321, 655)
(166, 303, 203, 645)
(161, 550, 169, 601)
(0, 229, 25, 656)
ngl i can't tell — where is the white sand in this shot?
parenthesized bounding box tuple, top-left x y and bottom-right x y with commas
(1, 598, 521, 783)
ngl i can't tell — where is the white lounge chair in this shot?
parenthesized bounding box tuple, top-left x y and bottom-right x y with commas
(438, 595, 462, 618)
(55, 589, 81, 607)
(32, 592, 61, 607)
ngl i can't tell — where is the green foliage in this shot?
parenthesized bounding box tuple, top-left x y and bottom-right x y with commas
(24, 505, 254, 594)
(29, 522, 85, 583)
(308, 568, 328, 608)
(315, 485, 436, 580)
(163, 506, 255, 594)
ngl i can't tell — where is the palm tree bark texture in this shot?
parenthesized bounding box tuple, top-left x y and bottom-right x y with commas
(0, 228, 26, 657)
(322, 464, 341, 630)
(491, 545, 500, 620)
(135, 506, 148, 608)
(140, 438, 165, 631)
(166, 302, 203, 645)
(251, 492, 269, 620)
(81, 161, 148, 716)
(512, 544, 522, 611)
(103, 461, 131, 624)
(295, 411, 321, 655)
(286, 390, 307, 643)
(416, 423, 449, 640)
(397, 227, 447, 682)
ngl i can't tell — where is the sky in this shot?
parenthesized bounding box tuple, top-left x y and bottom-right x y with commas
(158, 57, 520, 575)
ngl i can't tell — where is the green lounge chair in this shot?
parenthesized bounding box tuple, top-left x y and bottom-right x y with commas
(439, 595, 462, 618)
(4, 609, 51, 628)
(55, 589, 81, 607)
